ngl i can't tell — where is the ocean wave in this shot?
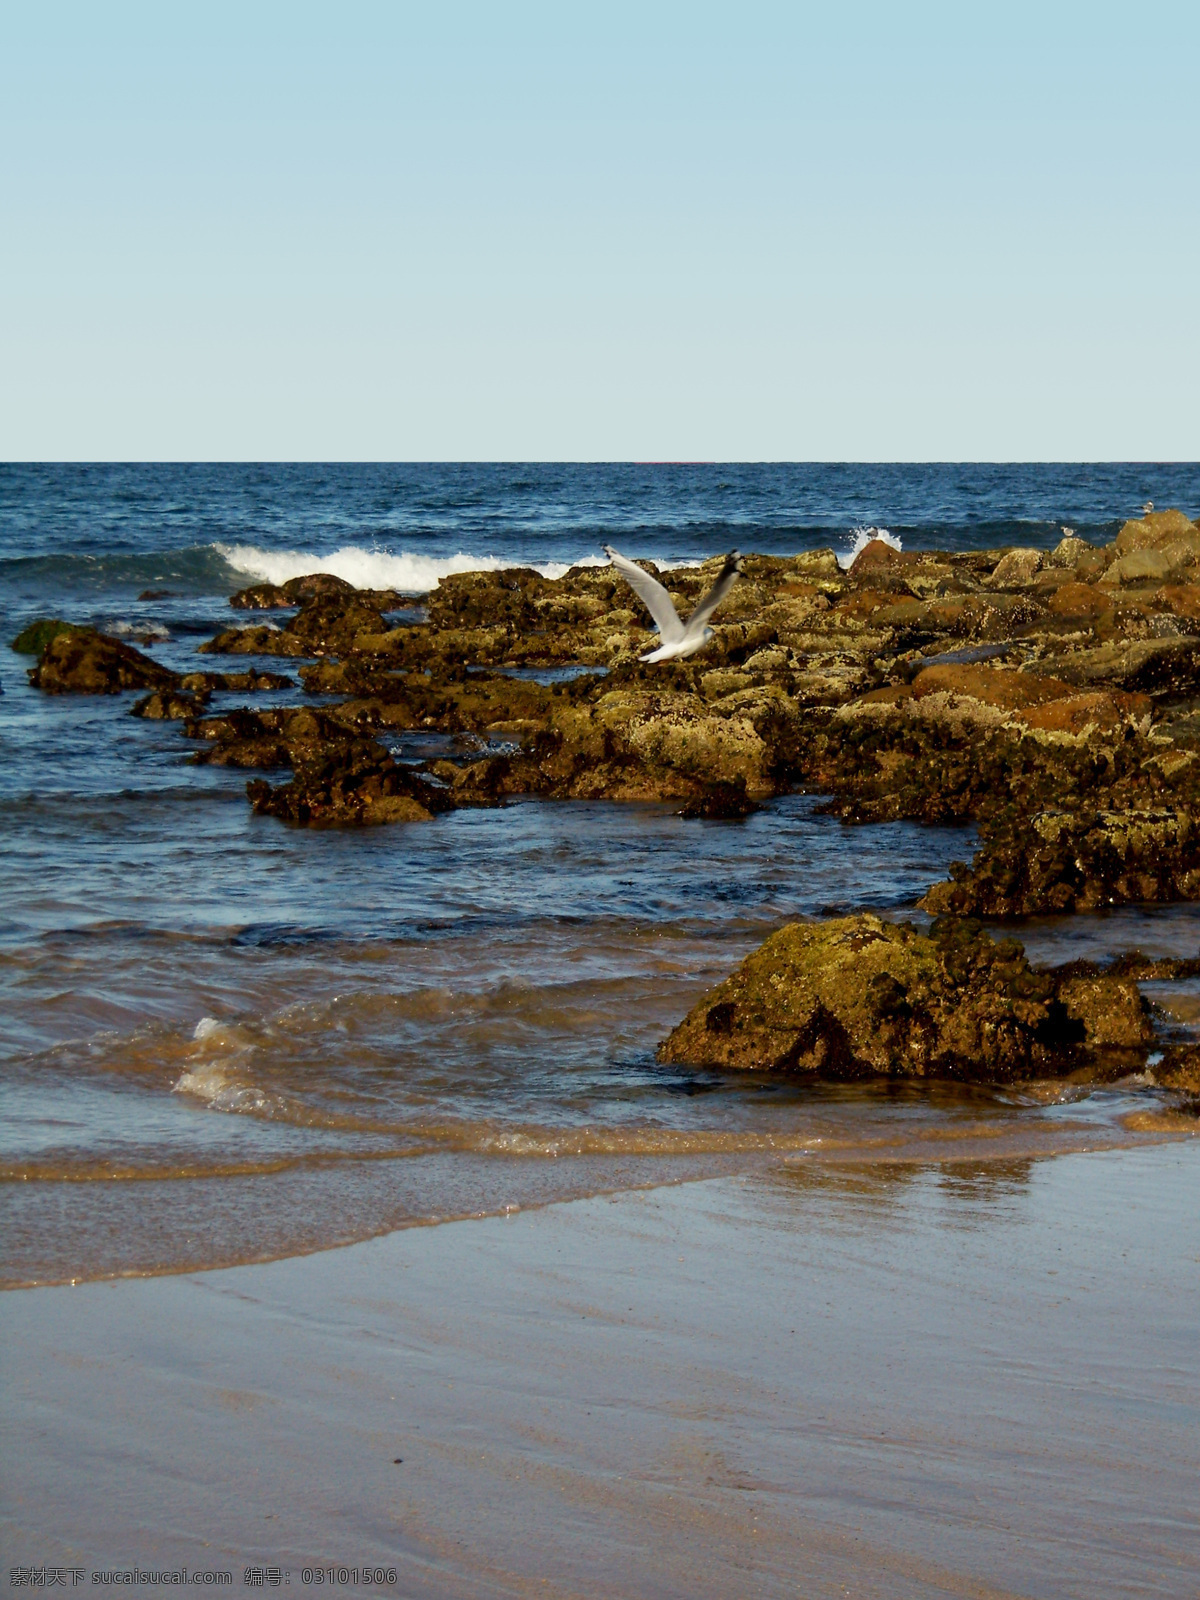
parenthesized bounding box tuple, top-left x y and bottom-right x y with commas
(838, 526, 903, 571)
(216, 542, 612, 593)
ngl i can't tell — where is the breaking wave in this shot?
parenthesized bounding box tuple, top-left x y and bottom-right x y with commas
(216, 542, 610, 594)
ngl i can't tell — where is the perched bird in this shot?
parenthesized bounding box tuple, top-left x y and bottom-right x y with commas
(604, 545, 744, 662)
(1142, 501, 1154, 514)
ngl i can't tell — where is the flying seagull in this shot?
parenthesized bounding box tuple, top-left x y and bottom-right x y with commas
(604, 545, 744, 662)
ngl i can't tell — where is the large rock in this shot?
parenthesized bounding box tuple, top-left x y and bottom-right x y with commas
(1100, 548, 1174, 587)
(658, 914, 1150, 1083)
(28, 629, 180, 694)
(1114, 509, 1198, 556)
(986, 548, 1042, 587)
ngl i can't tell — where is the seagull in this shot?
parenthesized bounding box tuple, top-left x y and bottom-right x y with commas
(1142, 501, 1154, 514)
(604, 545, 744, 662)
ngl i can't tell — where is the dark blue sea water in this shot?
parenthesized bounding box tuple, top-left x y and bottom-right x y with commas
(2, 464, 1197, 1288)
(2, 461, 1197, 607)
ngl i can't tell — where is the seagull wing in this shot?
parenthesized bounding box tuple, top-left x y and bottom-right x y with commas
(604, 545, 685, 644)
(682, 551, 744, 638)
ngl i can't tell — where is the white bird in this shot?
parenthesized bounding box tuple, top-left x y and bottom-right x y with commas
(1142, 501, 1154, 514)
(604, 544, 744, 662)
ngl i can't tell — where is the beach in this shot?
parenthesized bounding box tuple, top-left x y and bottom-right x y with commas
(4, 1146, 1198, 1597)
(3, 463, 1199, 1594)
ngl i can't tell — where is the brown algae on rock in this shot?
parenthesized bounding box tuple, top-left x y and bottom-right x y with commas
(657, 913, 1152, 1085)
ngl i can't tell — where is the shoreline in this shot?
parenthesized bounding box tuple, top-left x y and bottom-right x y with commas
(3, 1142, 1198, 1598)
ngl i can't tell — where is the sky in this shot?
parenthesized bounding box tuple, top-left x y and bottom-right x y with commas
(1, 2, 1197, 460)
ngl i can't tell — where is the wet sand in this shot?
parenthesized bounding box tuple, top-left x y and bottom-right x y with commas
(3, 1143, 1198, 1599)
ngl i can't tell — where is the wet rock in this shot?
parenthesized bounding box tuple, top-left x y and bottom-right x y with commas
(28, 628, 180, 694)
(679, 779, 761, 820)
(247, 741, 453, 827)
(229, 573, 403, 610)
(132, 689, 210, 720)
(203, 591, 393, 658)
(179, 669, 293, 693)
(849, 540, 916, 576)
(658, 913, 1150, 1083)
(922, 807, 1200, 918)
(1154, 1043, 1200, 1099)
(182, 706, 354, 768)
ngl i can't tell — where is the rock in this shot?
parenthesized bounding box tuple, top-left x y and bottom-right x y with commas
(1155, 585, 1200, 623)
(246, 742, 454, 827)
(203, 591, 393, 658)
(137, 589, 173, 601)
(657, 913, 1150, 1083)
(11, 619, 79, 655)
(229, 573, 403, 610)
(922, 808, 1200, 918)
(131, 690, 210, 720)
(1114, 509, 1198, 556)
(1047, 582, 1112, 622)
(182, 706, 355, 768)
(1053, 637, 1200, 699)
(1048, 536, 1092, 568)
(1100, 548, 1173, 587)
(679, 779, 760, 820)
(28, 629, 180, 694)
(850, 540, 915, 575)
(986, 548, 1043, 587)
(1155, 1043, 1200, 1098)
(178, 669, 293, 693)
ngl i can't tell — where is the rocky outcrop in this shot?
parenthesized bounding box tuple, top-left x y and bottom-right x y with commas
(658, 913, 1151, 1085)
(922, 807, 1200, 918)
(182, 706, 360, 767)
(246, 742, 453, 827)
(28, 628, 180, 694)
(229, 573, 402, 610)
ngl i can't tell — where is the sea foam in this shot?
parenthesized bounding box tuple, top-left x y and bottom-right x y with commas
(838, 527, 903, 571)
(217, 542, 609, 594)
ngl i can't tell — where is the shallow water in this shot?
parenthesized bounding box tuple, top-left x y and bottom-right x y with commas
(2, 465, 1197, 1287)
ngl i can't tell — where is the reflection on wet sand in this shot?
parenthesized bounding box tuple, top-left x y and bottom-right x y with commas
(5, 1145, 1197, 1599)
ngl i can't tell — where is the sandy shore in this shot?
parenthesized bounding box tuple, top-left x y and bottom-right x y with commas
(3, 1144, 1198, 1599)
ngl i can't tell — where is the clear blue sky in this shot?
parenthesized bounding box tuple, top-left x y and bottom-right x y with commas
(2, 2, 1197, 460)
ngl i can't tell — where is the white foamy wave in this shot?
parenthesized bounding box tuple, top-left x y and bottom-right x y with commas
(105, 620, 170, 640)
(838, 527, 903, 571)
(216, 542, 610, 594)
(177, 1016, 278, 1114)
(174, 1061, 276, 1115)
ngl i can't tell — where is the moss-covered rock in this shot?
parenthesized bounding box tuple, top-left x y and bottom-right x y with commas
(11, 618, 80, 656)
(658, 913, 1151, 1084)
(922, 808, 1200, 918)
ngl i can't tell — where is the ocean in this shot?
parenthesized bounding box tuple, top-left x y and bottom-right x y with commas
(3, 462, 1198, 1288)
